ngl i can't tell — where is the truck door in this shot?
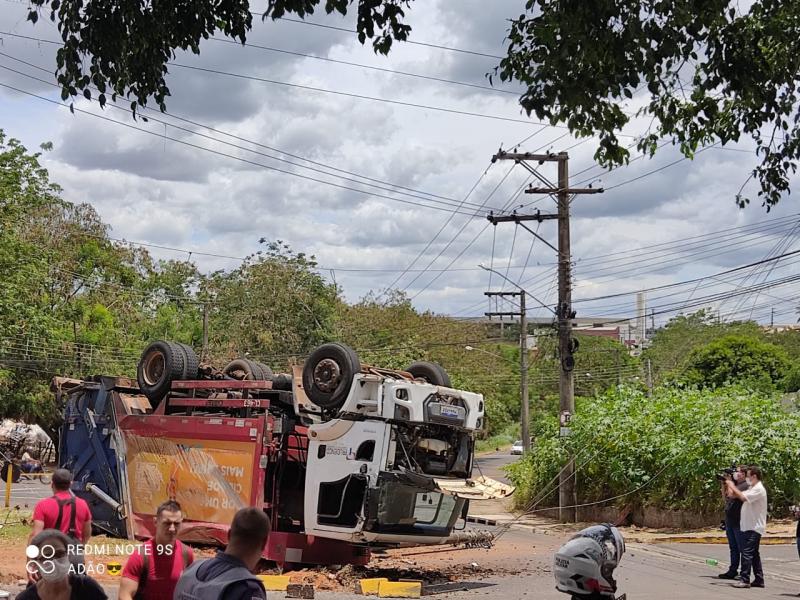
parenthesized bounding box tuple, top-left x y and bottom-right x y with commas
(304, 420, 389, 536)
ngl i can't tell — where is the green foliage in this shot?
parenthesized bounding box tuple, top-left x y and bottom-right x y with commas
(498, 0, 800, 209)
(531, 332, 641, 396)
(684, 334, 791, 390)
(643, 310, 766, 384)
(205, 240, 338, 365)
(29, 0, 411, 113)
(507, 385, 800, 514)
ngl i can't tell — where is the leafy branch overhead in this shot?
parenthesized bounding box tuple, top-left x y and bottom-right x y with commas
(26, 0, 800, 209)
(498, 0, 800, 209)
(26, 0, 412, 113)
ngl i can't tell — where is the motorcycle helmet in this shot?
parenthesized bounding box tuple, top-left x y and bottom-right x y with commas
(553, 524, 625, 599)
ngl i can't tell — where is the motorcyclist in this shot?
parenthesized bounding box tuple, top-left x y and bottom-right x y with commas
(553, 524, 626, 600)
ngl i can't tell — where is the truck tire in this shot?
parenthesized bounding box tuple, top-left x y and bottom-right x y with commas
(175, 343, 200, 380)
(302, 343, 360, 409)
(253, 361, 274, 381)
(137, 341, 186, 405)
(223, 358, 271, 381)
(406, 361, 451, 388)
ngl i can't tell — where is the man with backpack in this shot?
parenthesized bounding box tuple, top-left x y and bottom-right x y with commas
(119, 500, 194, 600)
(30, 468, 92, 566)
(174, 507, 269, 600)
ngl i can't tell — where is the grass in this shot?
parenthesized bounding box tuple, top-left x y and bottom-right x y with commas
(0, 507, 32, 542)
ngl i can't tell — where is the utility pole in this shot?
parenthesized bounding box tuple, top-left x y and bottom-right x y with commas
(520, 293, 528, 452)
(485, 290, 530, 452)
(489, 150, 603, 523)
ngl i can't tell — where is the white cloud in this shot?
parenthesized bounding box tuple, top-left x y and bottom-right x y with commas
(1, 1, 797, 325)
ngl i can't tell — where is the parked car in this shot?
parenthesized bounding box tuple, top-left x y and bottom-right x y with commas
(511, 440, 524, 455)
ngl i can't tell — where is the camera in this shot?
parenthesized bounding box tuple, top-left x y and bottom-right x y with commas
(715, 465, 736, 482)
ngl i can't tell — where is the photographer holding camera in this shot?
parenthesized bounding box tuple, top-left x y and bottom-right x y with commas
(726, 466, 768, 589)
(718, 465, 749, 580)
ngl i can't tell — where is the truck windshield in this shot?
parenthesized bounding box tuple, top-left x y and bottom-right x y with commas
(367, 479, 465, 536)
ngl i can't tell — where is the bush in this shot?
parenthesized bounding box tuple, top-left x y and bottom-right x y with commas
(683, 334, 791, 391)
(506, 385, 800, 514)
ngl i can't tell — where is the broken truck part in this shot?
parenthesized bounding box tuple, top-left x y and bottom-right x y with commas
(54, 341, 513, 567)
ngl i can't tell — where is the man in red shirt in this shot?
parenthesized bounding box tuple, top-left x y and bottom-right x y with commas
(119, 500, 194, 600)
(30, 469, 92, 548)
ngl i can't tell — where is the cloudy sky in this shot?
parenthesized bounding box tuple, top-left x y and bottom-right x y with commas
(1, 0, 798, 330)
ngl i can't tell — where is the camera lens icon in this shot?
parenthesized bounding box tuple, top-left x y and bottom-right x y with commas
(25, 544, 56, 575)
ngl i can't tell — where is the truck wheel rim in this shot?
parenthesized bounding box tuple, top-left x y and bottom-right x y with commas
(142, 351, 165, 386)
(313, 358, 341, 392)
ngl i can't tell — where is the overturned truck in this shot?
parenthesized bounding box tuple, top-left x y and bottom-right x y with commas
(54, 341, 512, 568)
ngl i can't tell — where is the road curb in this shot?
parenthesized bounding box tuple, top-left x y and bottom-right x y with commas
(377, 580, 422, 598)
(632, 535, 796, 545)
(356, 578, 389, 595)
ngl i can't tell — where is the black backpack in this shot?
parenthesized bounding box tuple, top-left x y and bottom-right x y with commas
(52, 493, 80, 543)
(53, 492, 84, 567)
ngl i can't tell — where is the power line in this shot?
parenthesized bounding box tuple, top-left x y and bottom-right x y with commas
(0, 28, 554, 127)
(407, 172, 531, 299)
(169, 62, 551, 127)
(0, 79, 491, 217)
(272, 16, 506, 60)
(0, 56, 507, 215)
(207, 37, 519, 96)
(573, 248, 800, 304)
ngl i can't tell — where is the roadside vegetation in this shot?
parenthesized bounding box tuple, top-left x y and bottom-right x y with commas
(508, 385, 800, 514)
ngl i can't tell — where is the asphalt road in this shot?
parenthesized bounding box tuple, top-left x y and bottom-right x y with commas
(474, 450, 520, 484)
(3, 477, 50, 509)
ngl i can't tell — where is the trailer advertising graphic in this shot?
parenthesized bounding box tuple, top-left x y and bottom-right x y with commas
(123, 433, 255, 523)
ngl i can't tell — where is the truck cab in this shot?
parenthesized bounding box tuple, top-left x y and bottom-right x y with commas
(298, 355, 502, 546)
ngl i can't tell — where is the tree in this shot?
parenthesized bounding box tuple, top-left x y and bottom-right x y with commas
(530, 332, 641, 396)
(643, 310, 764, 384)
(497, 1, 800, 209)
(684, 334, 791, 389)
(204, 240, 340, 364)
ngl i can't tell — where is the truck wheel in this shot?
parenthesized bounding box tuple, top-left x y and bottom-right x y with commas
(406, 361, 451, 387)
(176, 343, 200, 380)
(302, 343, 360, 409)
(137, 341, 186, 404)
(224, 358, 273, 381)
(253, 361, 274, 381)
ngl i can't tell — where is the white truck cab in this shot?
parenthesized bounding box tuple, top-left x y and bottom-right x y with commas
(296, 357, 509, 546)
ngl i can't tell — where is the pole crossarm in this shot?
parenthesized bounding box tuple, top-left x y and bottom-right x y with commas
(484, 291, 523, 297)
(526, 186, 604, 194)
(492, 150, 565, 163)
(486, 211, 558, 224)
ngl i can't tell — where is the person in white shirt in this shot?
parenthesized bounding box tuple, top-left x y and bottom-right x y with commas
(726, 466, 767, 589)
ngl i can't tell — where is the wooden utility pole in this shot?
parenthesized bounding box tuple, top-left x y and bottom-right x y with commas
(489, 150, 603, 522)
(519, 293, 529, 452)
(556, 154, 577, 524)
(485, 290, 530, 452)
